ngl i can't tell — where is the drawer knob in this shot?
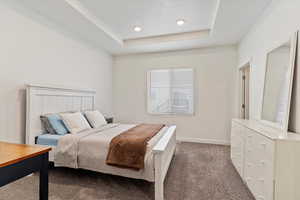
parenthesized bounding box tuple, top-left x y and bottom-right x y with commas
(260, 161, 265, 165)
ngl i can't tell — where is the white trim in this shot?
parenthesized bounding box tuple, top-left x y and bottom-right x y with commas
(177, 137, 230, 146)
(63, 0, 123, 45)
(237, 61, 251, 120)
(238, 57, 253, 69)
(209, 0, 221, 34)
(124, 30, 210, 46)
(26, 84, 96, 93)
(260, 31, 298, 133)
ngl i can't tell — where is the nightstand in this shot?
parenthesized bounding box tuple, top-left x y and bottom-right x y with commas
(105, 117, 113, 124)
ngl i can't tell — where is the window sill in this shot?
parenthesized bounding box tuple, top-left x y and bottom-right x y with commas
(147, 112, 195, 117)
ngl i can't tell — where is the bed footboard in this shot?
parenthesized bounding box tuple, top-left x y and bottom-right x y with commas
(153, 126, 177, 200)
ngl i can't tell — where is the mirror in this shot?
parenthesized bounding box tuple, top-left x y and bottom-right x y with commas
(261, 32, 298, 131)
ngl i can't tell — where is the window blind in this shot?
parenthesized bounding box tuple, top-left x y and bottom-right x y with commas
(147, 68, 194, 115)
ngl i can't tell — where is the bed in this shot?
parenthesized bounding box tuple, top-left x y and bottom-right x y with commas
(26, 84, 176, 200)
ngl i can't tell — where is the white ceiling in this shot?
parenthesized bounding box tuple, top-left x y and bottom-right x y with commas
(1, 0, 272, 55)
(79, 0, 217, 39)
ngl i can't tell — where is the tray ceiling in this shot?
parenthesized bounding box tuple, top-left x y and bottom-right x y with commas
(1, 0, 272, 55)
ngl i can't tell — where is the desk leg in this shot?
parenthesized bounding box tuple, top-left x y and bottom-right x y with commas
(39, 153, 49, 200)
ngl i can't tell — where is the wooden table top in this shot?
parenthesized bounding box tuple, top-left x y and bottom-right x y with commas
(0, 142, 51, 168)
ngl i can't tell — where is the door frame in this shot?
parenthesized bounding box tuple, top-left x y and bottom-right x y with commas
(238, 59, 252, 119)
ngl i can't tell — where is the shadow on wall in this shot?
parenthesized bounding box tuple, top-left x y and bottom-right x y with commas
(289, 44, 299, 133)
(0, 1, 100, 50)
(0, 86, 26, 144)
(19, 88, 26, 143)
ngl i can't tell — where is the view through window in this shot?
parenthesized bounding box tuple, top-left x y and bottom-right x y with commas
(147, 68, 194, 114)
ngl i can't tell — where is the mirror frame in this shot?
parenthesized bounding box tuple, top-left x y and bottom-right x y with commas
(260, 31, 298, 133)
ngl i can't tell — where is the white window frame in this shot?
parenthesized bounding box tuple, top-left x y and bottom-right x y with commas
(147, 67, 195, 116)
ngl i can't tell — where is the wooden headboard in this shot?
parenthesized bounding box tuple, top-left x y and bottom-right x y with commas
(25, 84, 96, 145)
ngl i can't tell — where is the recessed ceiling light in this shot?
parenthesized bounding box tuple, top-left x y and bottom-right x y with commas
(176, 19, 185, 26)
(134, 26, 142, 32)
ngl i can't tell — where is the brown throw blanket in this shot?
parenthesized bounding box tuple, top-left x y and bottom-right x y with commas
(106, 124, 165, 170)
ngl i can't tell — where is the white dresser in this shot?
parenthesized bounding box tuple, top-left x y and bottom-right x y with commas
(231, 119, 300, 200)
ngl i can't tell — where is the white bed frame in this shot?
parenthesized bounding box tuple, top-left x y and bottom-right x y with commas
(25, 84, 176, 200)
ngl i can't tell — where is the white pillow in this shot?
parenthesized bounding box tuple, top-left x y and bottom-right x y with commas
(60, 112, 91, 133)
(84, 110, 107, 128)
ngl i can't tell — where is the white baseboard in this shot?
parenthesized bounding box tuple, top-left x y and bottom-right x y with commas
(177, 137, 230, 146)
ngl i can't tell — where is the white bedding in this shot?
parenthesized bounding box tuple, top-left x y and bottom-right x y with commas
(54, 123, 168, 182)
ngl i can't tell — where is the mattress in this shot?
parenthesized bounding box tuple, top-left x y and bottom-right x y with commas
(54, 124, 168, 182)
(36, 134, 63, 146)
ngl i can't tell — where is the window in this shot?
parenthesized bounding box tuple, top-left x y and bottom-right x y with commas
(147, 68, 194, 115)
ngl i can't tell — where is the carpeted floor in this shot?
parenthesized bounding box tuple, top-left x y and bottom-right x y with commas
(0, 143, 254, 200)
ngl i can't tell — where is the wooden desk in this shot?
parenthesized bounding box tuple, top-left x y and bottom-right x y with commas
(0, 142, 51, 200)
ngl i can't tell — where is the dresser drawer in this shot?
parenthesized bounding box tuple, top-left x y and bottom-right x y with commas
(244, 128, 275, 200)
(230, 119, 300, 200)
(255, 133, 275, 200)
(231, 122, 245, 177)
(244, 128, 256, 194)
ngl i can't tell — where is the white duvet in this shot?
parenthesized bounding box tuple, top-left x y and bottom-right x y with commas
(54, 123, 168, 182)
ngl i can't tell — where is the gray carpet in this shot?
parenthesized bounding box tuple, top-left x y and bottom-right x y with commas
(0, 143, 254, 200)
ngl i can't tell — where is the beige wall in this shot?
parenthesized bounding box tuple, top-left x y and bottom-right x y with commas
(0, 3, 113, 143)
(113, 46, 237, 144)
(238, 0, 300, 132)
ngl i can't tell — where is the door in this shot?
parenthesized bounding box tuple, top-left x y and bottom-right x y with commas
(239, 64, 250, 119)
